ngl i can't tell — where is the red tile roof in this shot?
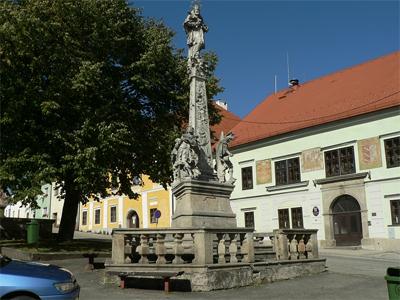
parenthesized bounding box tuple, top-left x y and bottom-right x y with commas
(230, 51, 400, 148)
(212, 104, 241, 142)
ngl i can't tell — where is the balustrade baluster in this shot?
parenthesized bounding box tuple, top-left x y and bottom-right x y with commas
(270, 235, 275, 252)
(183, 233, 194, 254)
(298, 235, 306, 259)
(124, 237, 132, 263)
(289, 234, 299, 260)
(229, 233, 238, 263)
(173, 233, 184, 264)
(238, 233, 246, 262)
(241, 232, 255, 263)
(305, 234, 313, 259)
(217, 233, 226, 264)
(287, 235, 291, 259)
(137, 234, 149, 264)
(155, 233, 166, 264)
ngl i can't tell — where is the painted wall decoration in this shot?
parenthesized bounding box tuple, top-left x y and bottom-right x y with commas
(301, 148, 324, 172)
(256, 159, 272, 184)
(358, 137, 382, 170)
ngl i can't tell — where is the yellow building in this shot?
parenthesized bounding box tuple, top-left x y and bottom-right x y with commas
(79, 175, 173, 233)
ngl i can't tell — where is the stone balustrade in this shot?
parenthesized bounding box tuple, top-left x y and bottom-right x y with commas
(111, 228, 255, 266)
(273, 229, 319, 260)
(253, 232, 274, 247)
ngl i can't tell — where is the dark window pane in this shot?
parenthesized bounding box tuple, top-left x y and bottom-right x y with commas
(288, 158, 300, 184)
(332, 195, 361, 213)
(275, 161, 287, 185)
(244, 211, 255, 228)
(325, 146, 355, 177)
(350, 215, 360, 233)
(110, 206, 117, 223)
(291, 207, 303, 228)
(242, 167, 253, 190)
(82, 211, 87, 225)
(391, 200, 400, 225)
(275, 158, 300, 186)
(385, 137, 400, 168)
(278, 209, 290, 229)
(94, 209, 100, 224)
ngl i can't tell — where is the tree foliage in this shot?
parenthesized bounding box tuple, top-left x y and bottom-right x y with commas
(0, 0, 223, 240)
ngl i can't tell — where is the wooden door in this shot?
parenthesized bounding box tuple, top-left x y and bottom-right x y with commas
(332, 195, 362, 246)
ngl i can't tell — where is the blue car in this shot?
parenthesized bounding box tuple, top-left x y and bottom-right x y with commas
(0, 255, 80, 300)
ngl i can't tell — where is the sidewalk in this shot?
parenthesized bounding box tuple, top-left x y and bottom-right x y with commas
(320, 247, 400, 262)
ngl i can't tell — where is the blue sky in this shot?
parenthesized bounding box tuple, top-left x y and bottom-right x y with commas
(132, 0, 399, 118)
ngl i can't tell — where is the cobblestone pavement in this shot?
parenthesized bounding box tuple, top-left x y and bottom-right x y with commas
(42, 252, 397, 300)
(44, 232, 398, 299)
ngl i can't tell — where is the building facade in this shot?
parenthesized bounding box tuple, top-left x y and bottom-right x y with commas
(4, 182, 64, 227)
(78, 175, 173, 233)
(229, 52, 400, 251)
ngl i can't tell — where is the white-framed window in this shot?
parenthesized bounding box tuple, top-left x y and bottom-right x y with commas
(82, 211, 88, 225)
(150, 208, 158, 224)
(110, 206, 117, 223)
(275, 157, 301, 185)
(94, 209, 101, 225)
(384, 137, 400, 168)
(244, 211, 255, 228)
(324, 146, 356, 177)
(390, 200, 400, 225)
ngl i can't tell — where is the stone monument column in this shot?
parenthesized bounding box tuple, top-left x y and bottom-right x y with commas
(189, 71, 213, 177)
(171, 3, 237, 228)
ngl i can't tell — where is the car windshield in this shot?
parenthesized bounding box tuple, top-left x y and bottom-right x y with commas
(0, 255, 12, 267)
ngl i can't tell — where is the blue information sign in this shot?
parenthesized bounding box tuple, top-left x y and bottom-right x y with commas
(154, 210, 161, 219)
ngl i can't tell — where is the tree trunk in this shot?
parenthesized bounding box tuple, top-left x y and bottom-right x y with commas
(57, 180, 81, 242)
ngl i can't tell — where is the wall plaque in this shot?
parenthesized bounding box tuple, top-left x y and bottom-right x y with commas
(256, 159, 272, 184)
(301, 148, 324, 172)
(358, 137, 382, 170)
(312, 206, 319, 216)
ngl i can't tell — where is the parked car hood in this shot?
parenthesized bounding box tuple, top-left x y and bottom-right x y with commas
(1, 260, 72, 282)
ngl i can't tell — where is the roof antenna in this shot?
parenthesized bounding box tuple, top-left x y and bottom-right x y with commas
(274, 75, 277, 94)
(286, 52, 290, 87)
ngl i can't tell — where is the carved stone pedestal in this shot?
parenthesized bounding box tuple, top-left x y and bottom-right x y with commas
(171, 179, 237, 228)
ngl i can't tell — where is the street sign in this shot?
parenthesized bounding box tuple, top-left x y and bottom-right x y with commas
(154, 209, 161, 219)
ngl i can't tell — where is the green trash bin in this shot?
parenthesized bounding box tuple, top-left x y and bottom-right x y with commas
(385, 267, 400, 300)
(27, 219, 39, 244)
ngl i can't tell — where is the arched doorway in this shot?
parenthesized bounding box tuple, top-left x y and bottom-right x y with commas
(126, 210, 139, 228)
(331, 195, 362, 246)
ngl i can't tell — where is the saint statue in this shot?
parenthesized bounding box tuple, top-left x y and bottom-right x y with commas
(183, 3, 208, 65)
(215, 132, 236, 184)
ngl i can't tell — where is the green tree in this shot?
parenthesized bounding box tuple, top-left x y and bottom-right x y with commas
(0, 0, 222, 241)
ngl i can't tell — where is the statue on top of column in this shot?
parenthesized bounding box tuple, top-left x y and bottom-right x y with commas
(184, 2, 208, 66)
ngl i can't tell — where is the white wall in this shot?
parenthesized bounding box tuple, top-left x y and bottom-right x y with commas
(230, 109, 400, 241)
(49, 182, 64, 226)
